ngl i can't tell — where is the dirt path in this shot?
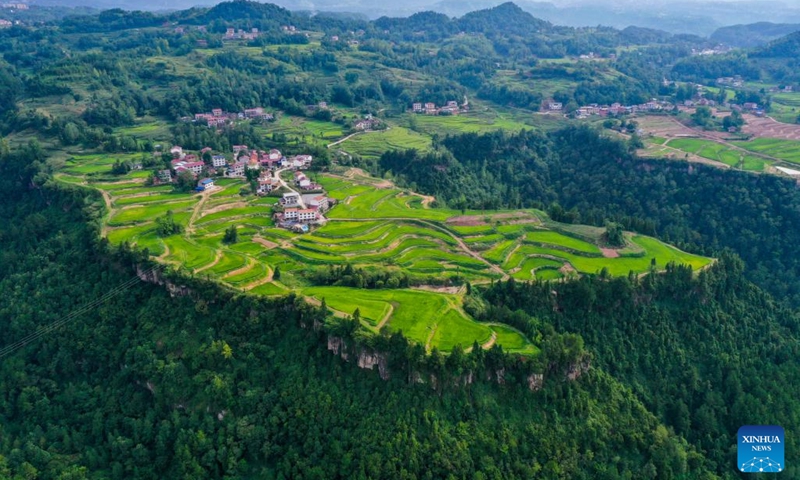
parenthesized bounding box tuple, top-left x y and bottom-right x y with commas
(327, 132, 361, 148)
(223, 258, 254, 279)
(425, 324, 438, 352)
(242, 267, 274, 291)
(195, 249, 223, 273)
(375, 302, 396, 330)
(187, 188, 218, 234)
(481, 332, 497, 350)
(252, 237, 278, 249)
(305, 296, 349, 318)
(100, 190, 114, 236)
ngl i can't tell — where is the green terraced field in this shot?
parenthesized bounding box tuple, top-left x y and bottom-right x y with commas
(667, 138, 767, 171)
(339, 126, 432, 159)
(732, 138, 800, 165)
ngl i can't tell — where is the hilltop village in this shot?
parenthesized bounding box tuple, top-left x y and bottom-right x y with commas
(154, 144, 332, 234)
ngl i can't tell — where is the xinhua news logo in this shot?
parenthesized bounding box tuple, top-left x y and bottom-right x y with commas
(738, 425, 785, 473)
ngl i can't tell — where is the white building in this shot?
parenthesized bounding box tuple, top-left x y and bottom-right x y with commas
(212, 155, 227, 168)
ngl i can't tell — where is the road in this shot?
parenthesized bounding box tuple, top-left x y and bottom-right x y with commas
(274, 167, 306, 209)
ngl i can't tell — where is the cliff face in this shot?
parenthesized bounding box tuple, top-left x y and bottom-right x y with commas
(137, 262, 586, 393)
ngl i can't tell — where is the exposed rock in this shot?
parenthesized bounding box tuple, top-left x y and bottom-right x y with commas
(566, 358, 591, 381)
(217, 410, 227, 421)
(357, 350, 390, 380)
(527, 373, 544, 391)
(137, 265, 191, 297)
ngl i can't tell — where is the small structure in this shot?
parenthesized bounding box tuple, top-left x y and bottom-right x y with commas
(157, 169, 172, 183)
(198, 178, 214, 190)
(282, 192, 301, 206)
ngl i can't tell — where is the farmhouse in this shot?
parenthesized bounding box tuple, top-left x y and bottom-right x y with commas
(282, 192, 301, 206)
(257, 177, 280, 195)
(212, 155, 227, 168)
(306, 195, 330, 212)
(157, 169, 172, 183)
(170, 146, 184, 157)
(297, 209, 318, 223)
(227, 161, 246, 177)
(283, 208, 299, 220)
(548, 102, 563, 111)
(196, 178, 214, 191)
(412, 102, 423, 112)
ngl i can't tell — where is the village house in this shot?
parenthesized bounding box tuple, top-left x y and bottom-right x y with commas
(282, 192, 301, 207)
(157, 169, 172, 183)
(307, 195, 329, 212)
(548, 102, 563, 111)
(170, 146, 184, 158)
(227, 161, 246, 177)
(183, 161, 204, 176)
(196, 178, 214, 191)
(412, 103, 423, 112)
(257, 177, 280, 195)
(743, 102, 759, 111)
(283, 207, 299, 221)
(294, 171, 311, 189)
(424, 102, 437, 115)
(212, 155, 228, 168)
(233, 145, 249, 156)
(297, 209, 318, 223)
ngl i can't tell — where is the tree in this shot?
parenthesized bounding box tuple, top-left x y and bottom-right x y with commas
(174, 170, 196, 192)
(603, 220, 624, 247)
(691, 106, 712, 128)
(722, 110, 745, 131)
(223, 225, 238, 244)
(273, 265, 281, 280)
(155, 210, 183, 237)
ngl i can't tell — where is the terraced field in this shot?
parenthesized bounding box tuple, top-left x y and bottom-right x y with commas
(665, 138, 767, 171)
(732, 138, 800, 165)
(60, 154, 713, 355)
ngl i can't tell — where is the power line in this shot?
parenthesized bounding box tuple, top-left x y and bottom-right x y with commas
(0, 265, 161, 360)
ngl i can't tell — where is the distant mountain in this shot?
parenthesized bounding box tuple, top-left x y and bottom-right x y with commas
(457, 2, 550, 35)
(751, 30, 800, 57)
(711, 22, 800, 48)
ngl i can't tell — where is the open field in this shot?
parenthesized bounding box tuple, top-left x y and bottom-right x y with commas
(665, 138, 766, 171)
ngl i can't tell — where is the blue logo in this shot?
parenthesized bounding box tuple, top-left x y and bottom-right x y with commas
(738, 425, 785, 473)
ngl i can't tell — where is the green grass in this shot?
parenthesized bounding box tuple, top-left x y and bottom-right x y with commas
(114, 192, 199, 206)
(162, 236, 216, 271)
(525, 230, 601, 254)
(224, 262, 268, 286)
(195, 206, 274, 225)
(249, 282, 289, 296)
(301, 287, 524, 352)
(732, 138, 800, 165)
(108, 201, 195, 225)
(490, 324, 538, 354)
(206, 252, 247, 276)
(431, 309, 492, 351)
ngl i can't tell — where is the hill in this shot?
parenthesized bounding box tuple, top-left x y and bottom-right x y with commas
(710, 22, 800, 48)
(752, 30, 800, 57)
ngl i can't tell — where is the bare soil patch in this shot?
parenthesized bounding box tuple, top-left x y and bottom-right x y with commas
(600, 248, 620, 258)
(253, 237, 278, 249)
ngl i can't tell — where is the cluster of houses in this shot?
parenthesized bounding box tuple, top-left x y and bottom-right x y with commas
(224, 28, 260, 41)
(546, 99, 673, 118)
(184, 107, 274, 128)
(769, 85, 794, 93)
(354, 114, 381, 131)
(1, 3, 27, 9)
(717, 76, 744, 88)
(0, 18, 11, 27)
(411, 100, 468, 116)
(155, 144, 313, 188)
